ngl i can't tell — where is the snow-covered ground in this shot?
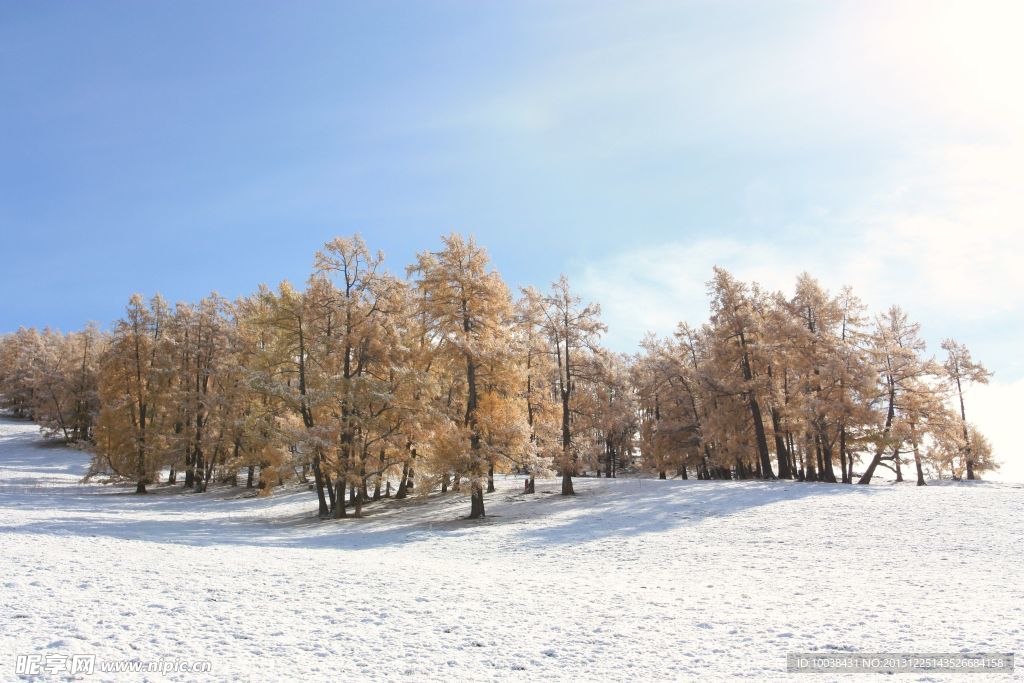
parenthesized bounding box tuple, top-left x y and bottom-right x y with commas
(1, 415, 1021, 681)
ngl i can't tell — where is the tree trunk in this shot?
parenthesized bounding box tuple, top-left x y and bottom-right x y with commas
(395, 462, 410, 499)
(487, 462, 495, 493)
(737, 337, 775, 480)
(804, 443, 817, 482)
(184, 446, 195, 489)
(838, 425, 849, 484)
(859, 378, 896, 485)
(771, 408, 792, 479)
(561, 470, 574, 496)
(333, 480, 346, 519)
(956, 376, 975, 480)
(373, 448, 384, 501)
(469, 483, 485, 518)
(325, 473, 337, 513)
(310, 451, 329, 517)
(819, 435, 837, 483)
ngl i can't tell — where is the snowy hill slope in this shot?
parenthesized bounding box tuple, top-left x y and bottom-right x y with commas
(1, 416, 1021, 681)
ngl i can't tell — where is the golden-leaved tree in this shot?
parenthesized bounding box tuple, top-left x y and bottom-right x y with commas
(94, 294, 174, 493)
(409, 233, 523, 518)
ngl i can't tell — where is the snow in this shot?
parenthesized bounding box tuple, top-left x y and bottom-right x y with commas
(1, 415, 1021, 681)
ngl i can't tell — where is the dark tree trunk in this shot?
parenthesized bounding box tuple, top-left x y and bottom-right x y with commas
(487, 462, 495, 493)
(246, 464, 255, 488)
(469, 483, 485, 519)
(310, 451, 329, 517)
(395, 462, 410, 499)
(839, 425, 849, 484)
(913, 442, 926, 486)
(804, 442, 818, 482)
(333, 480, 346, 519)
(955, 376, 976, 480)
(771, 408, 792, 479)
(859, 378, 896, 485)
(184, 446, 195, 489)
(325, 473, 337, 513)
(738, 337, 774, 479)
(561, 470, 574, 496)
(819, 435, 837, 483)
(373, 448, 384, 501)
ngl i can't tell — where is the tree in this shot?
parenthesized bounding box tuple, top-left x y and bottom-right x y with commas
(636, 336, 698, 479)
(542, 276, 606, 495)
(94, 294, 173, 493)
(858, 307, 935, 484)
(251, 280, 335, 515)
(941, 340, 992, 480)
(706, 268, 775, 480)
(514, 287, 560, 492)
(314, 235, 402, 517)
(409, 234, 520, 518)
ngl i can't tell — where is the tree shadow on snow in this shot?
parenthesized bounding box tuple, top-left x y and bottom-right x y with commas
(511, 478, 884, 546)
(2, 476, 886, 552)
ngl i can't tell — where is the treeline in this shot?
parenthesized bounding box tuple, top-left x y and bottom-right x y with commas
(0, 234, 995, 518)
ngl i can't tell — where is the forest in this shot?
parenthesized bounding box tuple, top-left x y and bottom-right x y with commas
(0, 233, 996, 519)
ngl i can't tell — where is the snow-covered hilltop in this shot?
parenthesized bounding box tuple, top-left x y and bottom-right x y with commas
(1, 416, 1021, 681)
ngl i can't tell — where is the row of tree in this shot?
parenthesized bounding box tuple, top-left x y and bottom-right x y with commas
(0, 234, 995, 518)
(633, 269, 993, 486)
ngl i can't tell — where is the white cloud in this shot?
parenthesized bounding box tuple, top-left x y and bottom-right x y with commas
(565, 0, 1024, 360)
(574, 168, 1024, 351)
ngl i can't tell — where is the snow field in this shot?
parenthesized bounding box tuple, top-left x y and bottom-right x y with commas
(1, 417, 1021, 681)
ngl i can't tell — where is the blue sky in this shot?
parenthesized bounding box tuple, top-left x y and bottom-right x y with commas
(2, 2, 1021, 469)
